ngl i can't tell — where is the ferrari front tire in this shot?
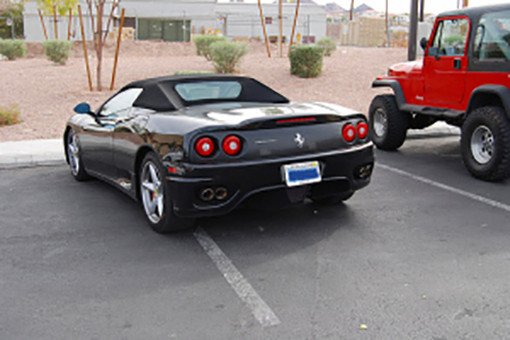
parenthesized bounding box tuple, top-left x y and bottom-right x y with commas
(369, 94, 410, 151)
(461, 106, 510, 181)
(66, 129, 90, 181)
(139, 152, 195, 233)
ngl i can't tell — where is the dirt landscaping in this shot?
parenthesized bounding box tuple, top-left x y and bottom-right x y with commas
(0, 41, 404, 142)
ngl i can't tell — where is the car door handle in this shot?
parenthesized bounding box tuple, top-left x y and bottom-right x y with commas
(453, 58, 462, 70)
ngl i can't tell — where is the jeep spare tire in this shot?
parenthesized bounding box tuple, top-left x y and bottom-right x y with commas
(461, 106, 510, 181)
(369, 94, 410, 151)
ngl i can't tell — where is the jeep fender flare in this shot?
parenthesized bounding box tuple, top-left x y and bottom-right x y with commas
(467, 85, 510, 119)
(372, 79, 406, 110)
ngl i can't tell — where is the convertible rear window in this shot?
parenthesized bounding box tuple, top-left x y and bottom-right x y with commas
(175, 81, 242, 102)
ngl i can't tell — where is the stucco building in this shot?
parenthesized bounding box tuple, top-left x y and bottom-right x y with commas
(23, 0, 326, 43)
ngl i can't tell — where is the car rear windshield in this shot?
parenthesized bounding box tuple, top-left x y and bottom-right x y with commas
(175, 81, 242, 102)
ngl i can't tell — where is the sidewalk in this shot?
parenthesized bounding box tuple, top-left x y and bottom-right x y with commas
(407, 121, 460, 138)
(0, 122, 460, 169)
(0, 139, 65, 169)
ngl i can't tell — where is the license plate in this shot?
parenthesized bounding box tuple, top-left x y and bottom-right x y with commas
(283, 161, 322, 187)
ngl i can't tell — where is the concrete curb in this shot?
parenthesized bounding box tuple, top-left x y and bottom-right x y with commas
(407, 121, 460, 139)
(0, 139, 66, 169)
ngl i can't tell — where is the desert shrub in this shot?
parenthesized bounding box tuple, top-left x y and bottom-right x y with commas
(0, 39, 26, 60)
(289, 45, 323, 78)
(317, 37, 337, 57)
(193, 35, 227, 60)
(209, 41, 248, 74)
(0, 104, 21, 126)
(42, 40, 71, 65)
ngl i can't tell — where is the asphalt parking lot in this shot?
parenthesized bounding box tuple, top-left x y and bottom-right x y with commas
(1, 135, 509, 339)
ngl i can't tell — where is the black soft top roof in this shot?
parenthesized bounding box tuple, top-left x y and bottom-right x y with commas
(439, 4, 510, 19)
(122, 74, 289, 112)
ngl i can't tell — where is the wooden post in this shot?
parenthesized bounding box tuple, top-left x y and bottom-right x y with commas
(67, 8, 73, 41)
(385, 0, 390, 47)
(349, 0, 355, 21)
(257, 0, 271, 58)
(288, 0, 300, 54)
(110, 8, 125, 90)
(52, 4, 58, 40)
(278, 0, 283, 57)
(96, 2, 104, 91)
(38, 9, 48, 40)
(78, 5, 93, 91)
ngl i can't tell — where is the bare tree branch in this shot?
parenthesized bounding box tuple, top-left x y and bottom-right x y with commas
(103, 0, 120, 43)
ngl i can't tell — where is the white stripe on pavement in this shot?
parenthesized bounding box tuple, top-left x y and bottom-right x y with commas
(377, 163, 510, 213)
(193, 227, 281, 328)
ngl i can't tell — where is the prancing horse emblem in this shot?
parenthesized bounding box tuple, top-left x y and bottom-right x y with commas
(294, 133, 305, 148)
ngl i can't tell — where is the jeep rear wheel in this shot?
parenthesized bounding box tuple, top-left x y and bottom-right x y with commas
(461, 106, 510, 181)
(369, 94, 410, 151)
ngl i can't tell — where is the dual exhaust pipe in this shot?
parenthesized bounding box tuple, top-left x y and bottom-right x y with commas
(200, 187, 228, 202)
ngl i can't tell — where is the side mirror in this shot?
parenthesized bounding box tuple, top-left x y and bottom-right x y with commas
(73, 102, 93, 115)
(428, 47, 439, 58)
(420, 37, 428, 51)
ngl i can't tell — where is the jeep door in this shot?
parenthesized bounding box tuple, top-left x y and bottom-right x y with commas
(424, 16, 470, 107)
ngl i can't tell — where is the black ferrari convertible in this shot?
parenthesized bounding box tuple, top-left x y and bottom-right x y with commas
(64, 75, 374, 233)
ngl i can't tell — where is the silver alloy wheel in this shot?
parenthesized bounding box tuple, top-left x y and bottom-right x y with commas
(471, 125, 495, 165)
(141, 161, 164, 224)
(373, 108, 388, 137)
(67, 131, 80, 176)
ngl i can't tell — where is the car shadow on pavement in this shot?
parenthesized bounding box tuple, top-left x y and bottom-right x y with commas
(196, 200, 363, 260)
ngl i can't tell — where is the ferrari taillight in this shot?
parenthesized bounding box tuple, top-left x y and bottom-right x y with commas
(357, 122, 369, 139)
(222, 135, 242, 156)
(342, 124, 356, 143)
(195, 137, 215, 157)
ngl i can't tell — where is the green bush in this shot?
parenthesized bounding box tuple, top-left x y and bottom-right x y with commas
(0, 104, 21, 126)
(42, 40, 71, 65)
(193, 35, 227, 61)
(289, 45, 323, 78)
(210, 41, 248, 74)
(0, 39, 26, 60)
(317, 37, 337, 57)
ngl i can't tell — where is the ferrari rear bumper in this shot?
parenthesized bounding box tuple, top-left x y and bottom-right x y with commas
(167, 143, 374, 218)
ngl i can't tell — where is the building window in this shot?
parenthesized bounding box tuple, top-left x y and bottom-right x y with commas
(265, 17, 273, 25)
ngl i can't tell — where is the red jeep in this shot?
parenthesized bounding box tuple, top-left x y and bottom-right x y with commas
(370, 4, 510, 181)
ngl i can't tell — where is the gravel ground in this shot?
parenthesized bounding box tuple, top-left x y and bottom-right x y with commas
(0, 42, 403, 142)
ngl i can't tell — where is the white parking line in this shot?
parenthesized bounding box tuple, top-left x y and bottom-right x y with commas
(377, 163, 510, 213)
(193, 227, 281, 328)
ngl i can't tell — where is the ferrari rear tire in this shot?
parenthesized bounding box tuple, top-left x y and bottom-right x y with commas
(311, 191, 354, 205)
(66, 129, 90, 181)
(461, 106, 510, 181)
(139, 152, 195, 233)
(369, 94, 410, 151)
